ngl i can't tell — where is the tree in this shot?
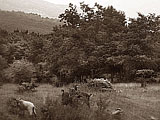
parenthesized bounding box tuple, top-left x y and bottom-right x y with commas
(59, 3, 81, 28)
(47, 3, 160, 84)
(28, 36, 44, 64)
(126, 13, 160, 57)
(136, 69, 154, 87)
(105, 56, 124, 82)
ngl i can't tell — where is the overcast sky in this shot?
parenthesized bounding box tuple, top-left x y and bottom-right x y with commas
(44, 0, 160, 18)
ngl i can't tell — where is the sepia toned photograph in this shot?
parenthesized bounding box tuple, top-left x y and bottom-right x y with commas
(0, 0, 160, 120)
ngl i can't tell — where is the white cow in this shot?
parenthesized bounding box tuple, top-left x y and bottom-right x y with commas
(16, 98, 36, 117)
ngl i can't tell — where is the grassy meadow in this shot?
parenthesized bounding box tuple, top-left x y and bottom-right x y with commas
(0, 83, 159, 120)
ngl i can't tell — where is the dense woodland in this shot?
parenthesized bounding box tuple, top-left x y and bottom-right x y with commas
(1, 3, 160, 84)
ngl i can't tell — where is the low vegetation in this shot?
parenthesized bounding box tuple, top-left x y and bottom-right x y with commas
(0, 83, 159, 120)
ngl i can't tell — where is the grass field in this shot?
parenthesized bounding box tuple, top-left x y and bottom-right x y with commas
(0, 83, 159, 120)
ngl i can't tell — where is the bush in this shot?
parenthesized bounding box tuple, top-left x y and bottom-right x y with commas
(41, 100, 92, 120)
(136, 69, 154, 87)
(40, 96, 112, 120)
(3, 59, 36, 83)
(136, 69, 154, 78)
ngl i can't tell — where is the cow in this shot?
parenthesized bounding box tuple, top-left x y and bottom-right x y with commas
(88, 78, 113, 90)
(69, 85, 79, 96)
(16, 98, 36, 117)
(61, 89, 71, 105)
(61, 87, 92, 108)
(76, 92, 92, 108)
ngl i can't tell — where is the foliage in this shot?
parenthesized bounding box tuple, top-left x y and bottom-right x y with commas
(28, 36, 44, 64)
(136, 69, 155, 87)
(1, 2, 160, 83)
(3, 59, 36, 83)
(0, 55, 8, 81)
(0, 55, 8, 71)
(40, 97, 111, 120)
(136, 69, 154, 78)
(59, 3, 80, 28)
(50, 3, 160, 82)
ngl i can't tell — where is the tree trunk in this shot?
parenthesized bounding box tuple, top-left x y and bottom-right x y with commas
(141, 77, 147, 88)
(141, 81, 147, 87)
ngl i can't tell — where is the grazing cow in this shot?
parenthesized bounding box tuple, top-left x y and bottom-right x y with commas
(88, 78, 113, 90)
(18, 85, 25, 93)
(61, 89, 71, 105)
(62, 88, 80, 108)
(61, 88, 92, 108)
(77, 92, 92, 108)
(68, 85, 92, 107)
(16, 98, 36, 117)
(69, 85, 79, 96)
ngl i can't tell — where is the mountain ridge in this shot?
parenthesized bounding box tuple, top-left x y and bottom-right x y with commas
(0, 10, 62, 34)
(0, 0, 68, 18)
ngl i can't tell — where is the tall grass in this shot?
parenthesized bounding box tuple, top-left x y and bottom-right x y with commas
(40, 95, 113, 120)
(0, 83, 159, 120)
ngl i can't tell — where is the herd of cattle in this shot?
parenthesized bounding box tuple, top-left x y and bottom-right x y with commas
(61, 78, 113, 110)
(8, 78, 116, 118)
(17, 78, 113, 93)
(61, 85, 93, 108)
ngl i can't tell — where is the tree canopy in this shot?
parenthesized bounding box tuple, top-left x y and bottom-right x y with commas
(1, 2, 160, 83)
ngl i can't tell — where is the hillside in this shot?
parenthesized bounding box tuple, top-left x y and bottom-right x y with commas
(0, 0, 67, 18)
(0, 10, 62, 34)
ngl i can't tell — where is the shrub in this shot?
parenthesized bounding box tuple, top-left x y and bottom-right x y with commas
(40, 96, 112, 120)
(136, 69, 154, 78)
(3, 59, 36, 83)
(41, 99, 92, 120)
(136, 69, 154, 87)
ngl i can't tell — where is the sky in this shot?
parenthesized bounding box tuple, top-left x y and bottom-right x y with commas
(44, 0, 160, 18)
